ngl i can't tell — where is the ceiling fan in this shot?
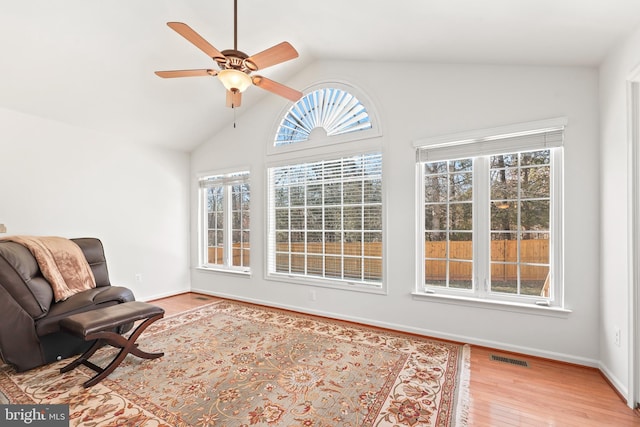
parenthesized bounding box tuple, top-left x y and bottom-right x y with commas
(155, 0, 302, 108)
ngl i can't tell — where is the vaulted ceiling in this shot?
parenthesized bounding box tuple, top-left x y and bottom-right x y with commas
(2, 0, 640, 151)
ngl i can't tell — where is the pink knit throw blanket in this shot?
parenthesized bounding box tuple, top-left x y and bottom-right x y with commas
(1, 236, 96, 302)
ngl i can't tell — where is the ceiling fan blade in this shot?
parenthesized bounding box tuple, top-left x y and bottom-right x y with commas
(226, 90, 242, 108)
(245, 42, 298, 71)
(166, 22, 225, 60)
(155, 69, 218, 78)
(252, 76, 302, 102)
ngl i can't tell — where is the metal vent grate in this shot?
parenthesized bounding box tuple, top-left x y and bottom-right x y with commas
(490, 354, 529, 367)
(194, 296, 211, 301)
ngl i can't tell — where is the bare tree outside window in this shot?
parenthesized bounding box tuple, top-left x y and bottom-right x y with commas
(201, 172, 250, 271)
(489, 150, 550, 296)
(422, 149, 551, 297)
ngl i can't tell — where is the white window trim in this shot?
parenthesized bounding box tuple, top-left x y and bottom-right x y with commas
(265, 80, 385, 294)
(265, 146, 387, 295)
(267, 80, 382, 156)
(197, 168, 251, 275)
(414, 118, 568, 311)
(413, 117, 568, 150)
(410, 291, 571, 317)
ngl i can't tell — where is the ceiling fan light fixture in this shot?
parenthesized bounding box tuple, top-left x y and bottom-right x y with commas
(218, 69, 252, 93)
(156, 1, 301, 106)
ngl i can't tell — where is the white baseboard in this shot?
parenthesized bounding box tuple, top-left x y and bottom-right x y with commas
(599, 362, 629, 404)
(189, 287, 601, 368)
(141, 287, 190, 303)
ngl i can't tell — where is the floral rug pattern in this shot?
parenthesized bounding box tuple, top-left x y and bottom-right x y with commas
(0, 300, 469, 426)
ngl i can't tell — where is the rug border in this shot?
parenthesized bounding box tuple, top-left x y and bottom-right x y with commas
(454, 344, 471, 427)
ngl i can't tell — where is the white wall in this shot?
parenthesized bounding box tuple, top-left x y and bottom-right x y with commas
(191, 61, 601, 365)
(0, 108, 191, 301)
(599, 26, 640, 402)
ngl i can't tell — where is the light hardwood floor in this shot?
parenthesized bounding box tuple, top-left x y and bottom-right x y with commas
(150, 292, 640, 426)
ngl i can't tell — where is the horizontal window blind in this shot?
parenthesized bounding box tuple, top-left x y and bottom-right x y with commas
(415, 121, 565, 307)
(268, 153, 383, 286)
(417, 128, 564, 163)
(199, 171, 249, 188)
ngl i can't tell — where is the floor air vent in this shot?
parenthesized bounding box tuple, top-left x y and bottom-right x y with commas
(490, 354, 529, 367)
(194, 296, 211, 301)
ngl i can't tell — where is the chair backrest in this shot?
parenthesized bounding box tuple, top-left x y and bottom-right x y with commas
(0, 237, 110, 319)
(0, 241, 53, 319)
(71, 238, 111, 287)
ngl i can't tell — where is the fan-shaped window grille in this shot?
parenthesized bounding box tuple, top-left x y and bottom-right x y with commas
(274, 88, 372, 146)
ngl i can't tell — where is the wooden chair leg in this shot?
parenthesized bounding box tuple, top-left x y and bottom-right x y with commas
(60, 339, 103, 373)
(61, 313, 164, 387)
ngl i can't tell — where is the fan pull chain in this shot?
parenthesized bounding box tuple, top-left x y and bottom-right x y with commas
(233, 103, 237, 128)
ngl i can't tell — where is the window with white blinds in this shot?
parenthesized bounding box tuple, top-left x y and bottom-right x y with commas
(415, 119, 565, 307)
(416, 127, 564, 162)
(199, 171, 250, 272)
(274, 87, 373, 146)
(267, 153, 383, 289)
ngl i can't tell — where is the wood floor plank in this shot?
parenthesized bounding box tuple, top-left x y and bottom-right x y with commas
(150, 292, 220, 317)
(149, 292, 640, 426)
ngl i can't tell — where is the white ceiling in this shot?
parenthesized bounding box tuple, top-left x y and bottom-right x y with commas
(2, 0, 640, 152)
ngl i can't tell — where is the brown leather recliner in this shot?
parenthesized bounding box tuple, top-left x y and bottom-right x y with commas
(0, 237, 135, 372)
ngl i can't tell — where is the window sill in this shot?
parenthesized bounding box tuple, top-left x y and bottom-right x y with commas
(411, 292, 572, 318)
(267, 273, 387, 295)
(195, 266, 251, 277)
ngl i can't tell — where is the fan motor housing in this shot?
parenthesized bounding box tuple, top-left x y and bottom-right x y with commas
(218, 49, 256, 72)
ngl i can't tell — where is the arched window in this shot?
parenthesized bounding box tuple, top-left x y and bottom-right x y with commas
(274, 87, 374, 147)
(266, 83, 385, 293)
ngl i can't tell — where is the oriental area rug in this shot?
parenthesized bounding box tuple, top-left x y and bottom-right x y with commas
(0, 300, 470, 426)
